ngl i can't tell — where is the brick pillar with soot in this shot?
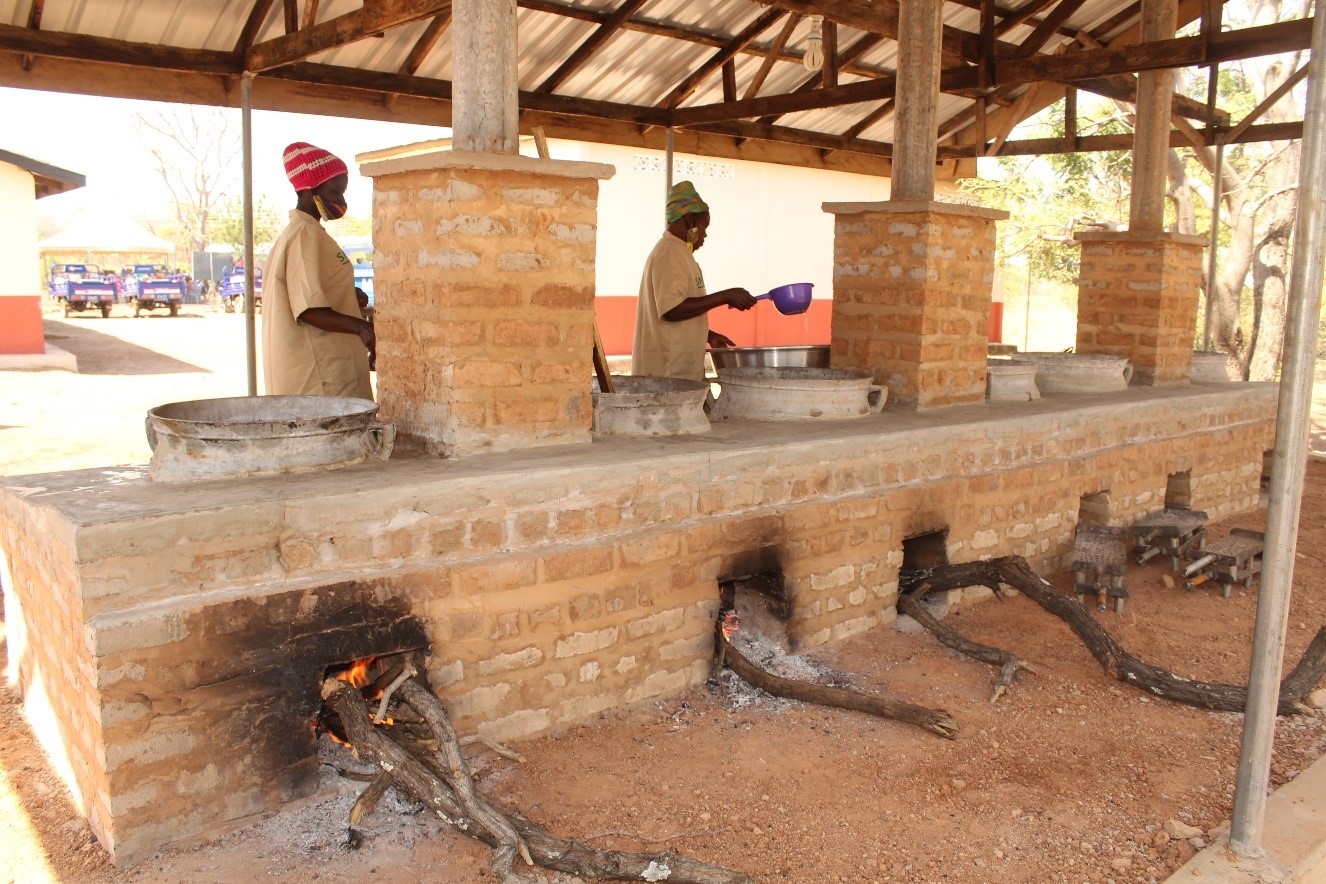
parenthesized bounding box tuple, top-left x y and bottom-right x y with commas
(1074, 231, 1206, 385)
(361, 151, 615, 456)
(824, 200, 1008, 410)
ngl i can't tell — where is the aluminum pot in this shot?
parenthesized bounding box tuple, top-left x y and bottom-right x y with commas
(145, 395, 394, 482)
(709, 366, 887, 421)
(708, 344, 830, 370)
(591, 376, 710, 436)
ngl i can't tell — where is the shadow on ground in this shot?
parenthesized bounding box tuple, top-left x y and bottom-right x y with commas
(43, 320, 209, 376)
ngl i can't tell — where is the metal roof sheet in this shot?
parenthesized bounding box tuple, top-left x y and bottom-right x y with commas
(0, 0, 1298, 173)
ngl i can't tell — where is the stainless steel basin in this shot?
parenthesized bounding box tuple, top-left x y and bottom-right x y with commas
(708, 345, 830, 370)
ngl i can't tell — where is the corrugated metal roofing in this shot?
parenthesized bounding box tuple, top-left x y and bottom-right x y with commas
(0, 0, 1297, 170)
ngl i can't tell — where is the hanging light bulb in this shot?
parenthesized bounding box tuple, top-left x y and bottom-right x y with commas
(803, 15, 824, 72)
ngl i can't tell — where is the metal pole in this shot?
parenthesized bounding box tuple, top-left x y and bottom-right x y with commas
(665, 127, 675, 211)
(1203, 138, 1224, 352)
(1229, 3, 1326, 855)
(242, 73, 257, 397)
(1023, 266, 1033, 351)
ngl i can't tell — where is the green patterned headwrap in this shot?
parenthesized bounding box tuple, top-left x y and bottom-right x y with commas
(665, 180, 709, 223)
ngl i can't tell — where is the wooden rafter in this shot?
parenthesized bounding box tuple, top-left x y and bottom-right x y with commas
(303, 0, 322, 30)
(722, 60, 737, 101)
(947, 0, 1080, 42)
(0, 23, 240, 73)
(759, 32, 885, 125)
(517, 0, 894, 82)
(996, 0, 1058, 37)
(673, 74, 898, 126)
(743, 12, 799, 101)
(1006, 0, 1088, 58)
(283, 0, 299, 34)
(659, 8, 783, 110)
(842, 99, 896, 140)
(25, 0, 44, 29)
(398, 9, 451, 76)
(536, 0, 648, 94)
(821, 20, 839, 87)
(944, 17, 1313, 91)
(234, 0, 280, 53)
(763, 0, 985, 65)
(1225, 62, 1310, 143)
(247, 0, 447, 72)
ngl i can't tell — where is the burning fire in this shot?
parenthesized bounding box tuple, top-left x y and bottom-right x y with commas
(336, 656, 376, 689)
(721, 611, 741, 639)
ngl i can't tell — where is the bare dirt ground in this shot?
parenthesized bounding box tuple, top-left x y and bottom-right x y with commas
(1, 309, 1325, 884)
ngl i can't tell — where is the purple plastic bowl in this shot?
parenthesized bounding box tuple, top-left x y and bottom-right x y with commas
(756, 282, 813, 315)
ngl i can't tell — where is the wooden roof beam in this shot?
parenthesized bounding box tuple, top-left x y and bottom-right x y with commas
(518, 0, 893, 81)
(25, 0, 44, 29)
(535, 0, 648, 93)
(398, 8, 451, 76)
(283, 0, 299, 33)
(0, 22, 240, 73)
(672, 74, 898, 126)
(1004, 0, 1088, 58)
(744, 12, 800, 101)
(763, 0, 1015, 65)
(660, 8, 783, 109)
(758, 31, 884, 124)
(948, 119, 1304, 157)
(235, 0, 280, 52)
(942, 16, 1313, 90)
(246, 0, 447, 72)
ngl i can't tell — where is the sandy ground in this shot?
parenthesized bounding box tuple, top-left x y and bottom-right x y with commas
(1, 307, 1326, 884)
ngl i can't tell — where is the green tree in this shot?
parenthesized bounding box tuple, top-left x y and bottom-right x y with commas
(211, 196, 283, 256)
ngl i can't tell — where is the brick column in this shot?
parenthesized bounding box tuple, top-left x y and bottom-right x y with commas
(361, 151, 615, 456)
(824, 200, 1008, 410)
(1075, 231, 1206, 385)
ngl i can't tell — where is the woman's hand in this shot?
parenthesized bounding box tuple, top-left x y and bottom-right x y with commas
(708, 330, 736, 348)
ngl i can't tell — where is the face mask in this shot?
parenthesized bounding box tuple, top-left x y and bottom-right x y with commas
(314, 194, 347, 221)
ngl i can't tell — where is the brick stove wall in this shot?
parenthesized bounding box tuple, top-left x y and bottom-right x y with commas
(827, 201, 1007, 410)
(0, 386, 1275, 861)
(365, 152, 613, 456)
(1075, 231, 1207, 385)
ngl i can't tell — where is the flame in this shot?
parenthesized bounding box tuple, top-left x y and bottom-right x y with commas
(336, 656, 376, 689)
(721, 611, 741, 639)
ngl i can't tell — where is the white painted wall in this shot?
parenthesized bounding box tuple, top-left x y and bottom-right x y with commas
(546, 141, 892, 300)
(0, 162, 40, 297)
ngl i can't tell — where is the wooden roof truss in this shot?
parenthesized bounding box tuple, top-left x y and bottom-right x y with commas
(0, 0, 1312, 177)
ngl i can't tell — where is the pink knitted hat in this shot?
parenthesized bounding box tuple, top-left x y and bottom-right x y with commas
(283, 142, 348, 192)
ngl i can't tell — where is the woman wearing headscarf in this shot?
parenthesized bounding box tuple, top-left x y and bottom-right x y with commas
(262, 142, 375, 400)
(631, 180, 756, 381)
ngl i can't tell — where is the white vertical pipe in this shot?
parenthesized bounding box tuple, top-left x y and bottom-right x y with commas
(1203, 138, 1224, 352)
(1229, 3, 1326, 855)
(242, 73, 257, 397)
(665, 127, 675, 213)
(452, 0, 519, 153)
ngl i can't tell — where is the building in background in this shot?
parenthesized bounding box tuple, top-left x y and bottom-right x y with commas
(0, 149, 83, 356)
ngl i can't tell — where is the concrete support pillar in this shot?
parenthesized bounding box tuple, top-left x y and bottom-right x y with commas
(1129, 0, 1178, 231)
(452, 0, 519, 153)
(1075, 231, 1206, 384)
(825, 200, 1008, 409)
(892, 0, 943, 201)
(362, 151, 614, 456)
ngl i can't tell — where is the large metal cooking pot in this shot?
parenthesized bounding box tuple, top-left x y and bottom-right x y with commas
(145, 395, 394, 482)
(708, 344, 830, 370)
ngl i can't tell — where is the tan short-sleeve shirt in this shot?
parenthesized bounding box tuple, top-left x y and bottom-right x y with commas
(261, 210, 373, 400)
(631, 232, 708, 381)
